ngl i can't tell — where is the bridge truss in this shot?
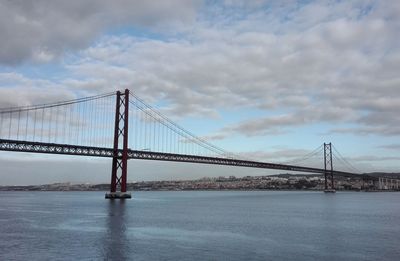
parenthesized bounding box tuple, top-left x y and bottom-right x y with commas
(0, 138, 366, 179)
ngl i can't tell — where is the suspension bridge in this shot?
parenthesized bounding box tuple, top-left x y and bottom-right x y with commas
(0, 89, 385, 198)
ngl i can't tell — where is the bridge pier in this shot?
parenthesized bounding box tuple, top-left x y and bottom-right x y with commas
(105, 192, 132, 199)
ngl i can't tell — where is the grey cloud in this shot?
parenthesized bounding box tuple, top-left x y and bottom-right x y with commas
(222, 115, 301, 137)
(0, 73, 76, 107)
(351, 155, 400, 162)
(237, 148, 321, 162)
(358, 111, 400, 126)
(0, 0, 201, 65)
(327, 101, 400, 137)
(377, 144, 400, 150)
(331, 126, 400, 136)
(217, 105, 358, 137)
(200, 133, 228, 141)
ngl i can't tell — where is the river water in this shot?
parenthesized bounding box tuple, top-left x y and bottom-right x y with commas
(0, 191, 399, 260)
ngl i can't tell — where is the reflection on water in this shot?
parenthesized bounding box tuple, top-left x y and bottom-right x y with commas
(321, 193, 340, 259)
(103, 200, 130, 260)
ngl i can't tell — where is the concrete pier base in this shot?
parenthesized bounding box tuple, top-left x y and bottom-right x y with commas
(105, 192, 132, 199)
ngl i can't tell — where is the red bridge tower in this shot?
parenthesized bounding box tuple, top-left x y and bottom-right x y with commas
(105, 89, 131, 199)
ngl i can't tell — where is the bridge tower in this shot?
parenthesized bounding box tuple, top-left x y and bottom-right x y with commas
(324, 142, 335, 193)
(105, 89, 131, 199)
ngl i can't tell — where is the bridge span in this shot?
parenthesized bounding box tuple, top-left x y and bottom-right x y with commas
(0, 89, 384, 198)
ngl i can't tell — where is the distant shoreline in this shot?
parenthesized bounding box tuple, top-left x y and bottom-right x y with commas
(0, 187, 395, 192)
(1, 173, 399, 192)
(0, 189, 394, 193)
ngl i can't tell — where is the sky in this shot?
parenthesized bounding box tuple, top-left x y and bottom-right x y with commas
(0, 0, 399, 185)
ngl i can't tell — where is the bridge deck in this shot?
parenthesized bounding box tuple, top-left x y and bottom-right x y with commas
(0, 139, 370, 179)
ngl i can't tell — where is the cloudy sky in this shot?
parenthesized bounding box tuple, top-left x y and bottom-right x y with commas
(0, 0, 399, 185)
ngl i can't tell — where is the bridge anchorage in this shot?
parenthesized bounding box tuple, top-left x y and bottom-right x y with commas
(0, 88, 382, 198)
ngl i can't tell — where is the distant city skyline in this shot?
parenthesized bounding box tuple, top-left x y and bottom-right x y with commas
(1, 0, 399, 185)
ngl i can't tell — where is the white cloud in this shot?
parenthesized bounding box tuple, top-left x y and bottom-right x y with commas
(0, 0, 201, 65)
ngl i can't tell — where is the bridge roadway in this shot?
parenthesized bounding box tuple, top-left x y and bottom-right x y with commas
(0, 139, 373, 180)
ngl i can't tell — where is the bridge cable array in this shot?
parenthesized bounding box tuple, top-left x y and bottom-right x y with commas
(129, 92, 236, 158)
(0, 92, 116, 147)
(331, 145, 361, 174)
(280, 145, 324, 166)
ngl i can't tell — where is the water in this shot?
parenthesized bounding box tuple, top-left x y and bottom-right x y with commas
(0, 191, 399, 261)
